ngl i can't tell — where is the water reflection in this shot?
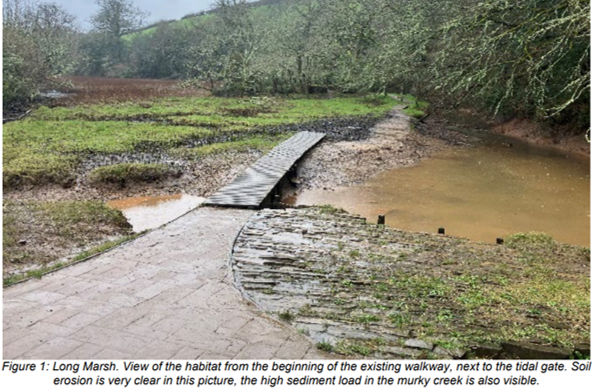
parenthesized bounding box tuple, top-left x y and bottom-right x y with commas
(108, 194, 205, 232)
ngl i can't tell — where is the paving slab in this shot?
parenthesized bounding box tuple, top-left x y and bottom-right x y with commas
(3, 207, 326, 360)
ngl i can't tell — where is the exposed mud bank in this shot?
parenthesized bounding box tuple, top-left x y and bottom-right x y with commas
(492, 118, 590, 157)
(439, 108, 589, 157)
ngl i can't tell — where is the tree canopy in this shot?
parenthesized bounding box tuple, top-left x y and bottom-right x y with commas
(3, 0, 589, 129)
(3, 0, 78, 109)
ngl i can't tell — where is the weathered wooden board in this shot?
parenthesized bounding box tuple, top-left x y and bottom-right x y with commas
(205, 131, 325, 209)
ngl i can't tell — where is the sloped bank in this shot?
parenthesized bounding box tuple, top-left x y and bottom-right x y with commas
(231, 207, 590, 359)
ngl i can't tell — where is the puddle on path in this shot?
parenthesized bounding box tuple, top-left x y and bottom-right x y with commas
(108, 194, 205, 232)
(288, 136, 590, 247)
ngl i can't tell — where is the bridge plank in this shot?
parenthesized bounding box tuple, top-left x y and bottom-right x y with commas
(205, 131, 325, 209)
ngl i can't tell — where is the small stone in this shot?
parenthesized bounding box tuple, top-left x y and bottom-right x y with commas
(379, 346, 421, 359)
(18, 240, 27, 246)
(434, 346, 467, 359)
(405, 339, 434, 351)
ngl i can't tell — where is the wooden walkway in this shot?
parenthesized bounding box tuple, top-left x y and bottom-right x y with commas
(205, 131, 325, 209)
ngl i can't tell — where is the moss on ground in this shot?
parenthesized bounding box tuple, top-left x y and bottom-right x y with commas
(171, 133, 293, 158)
(400, 94, 429, 118)
(87, 163, 181, 187)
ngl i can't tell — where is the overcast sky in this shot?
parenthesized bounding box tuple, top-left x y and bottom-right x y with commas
(50, 0, 218, 30)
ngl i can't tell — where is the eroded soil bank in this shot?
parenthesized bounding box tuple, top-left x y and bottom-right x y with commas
(493, 119, 590, 158)
(232, 207, 590, 359)
(442, 108, 590, 158)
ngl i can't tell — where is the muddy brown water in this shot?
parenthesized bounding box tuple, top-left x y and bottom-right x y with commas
(288, 135, 590, 247)
(107, 194, 205, 232)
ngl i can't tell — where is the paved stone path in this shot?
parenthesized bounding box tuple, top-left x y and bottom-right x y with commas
(3, 207, 324, 360)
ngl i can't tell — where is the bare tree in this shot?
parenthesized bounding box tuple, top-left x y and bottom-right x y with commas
(90, 0, 148, 38)
(87, 0, 148, 68)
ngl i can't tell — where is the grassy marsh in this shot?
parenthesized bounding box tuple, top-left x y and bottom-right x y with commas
(3, 95, 396, 189)
(87, 163, 181, 186)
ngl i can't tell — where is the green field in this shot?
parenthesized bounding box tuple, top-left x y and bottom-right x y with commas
(3, 95, 397, 189)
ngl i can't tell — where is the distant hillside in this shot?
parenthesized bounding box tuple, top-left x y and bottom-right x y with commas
(123, 0, 295, 41)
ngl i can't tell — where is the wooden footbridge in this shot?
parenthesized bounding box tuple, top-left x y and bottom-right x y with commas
(204, 131, 325, 209)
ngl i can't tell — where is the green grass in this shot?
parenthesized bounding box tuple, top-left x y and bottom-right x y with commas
(122, 13, 215, 42)
(505, 232, 555, 251)
(278, 310, 295, 322)
(3, 148, 79, 188)
(28, 96, 394, 124)
(295, 208, 590, 354)
(396, 93, 429, 118)
(390, 275, 450, 299)
(316, 204, 348, 215)
(348, 249, 361, 258)
(31, 200, 130, 236)
(72, 234, 140, 262)
(4, 96, 395, 189)
(88, 163, 180, 186)
(334, 340, 376, 357)
(121, 4, 276, 43)
(355, 314, 381, 324)
(171, 133, 293, 158)
(388, 312, 411, 328)
(4, 120, 214, 154)
(3, 263, 65, 286)
(348, 344, 372, 356)
(316, 341, 335, 352)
